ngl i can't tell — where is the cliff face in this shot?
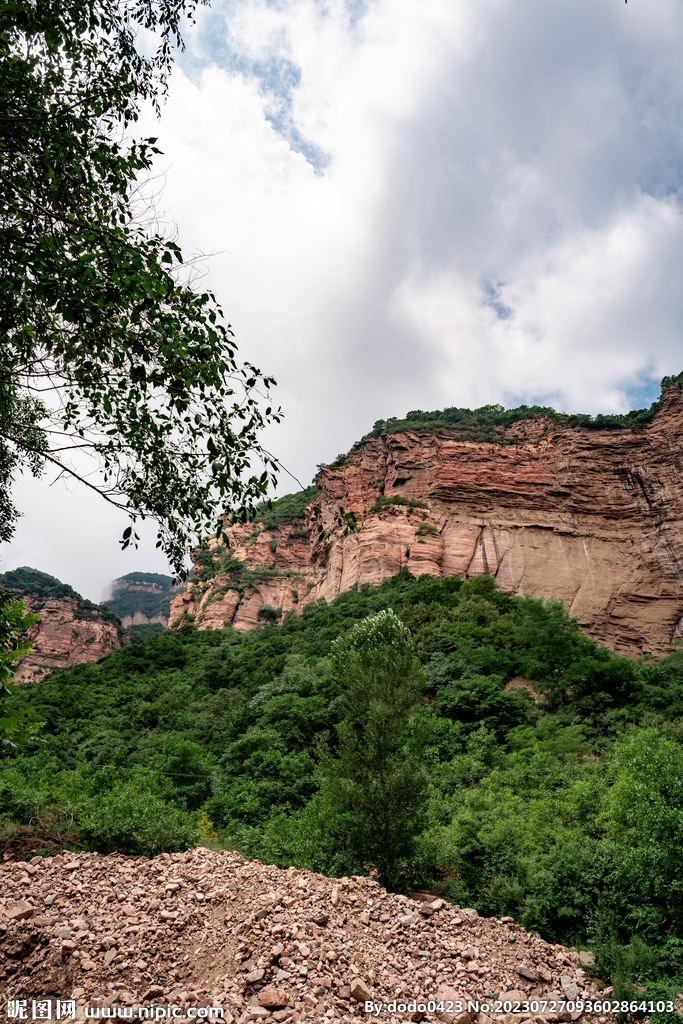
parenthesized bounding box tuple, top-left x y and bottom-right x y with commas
(170, 383, 683, 658)
(12, 596, 123, 683)
(0, 568, 124, 683)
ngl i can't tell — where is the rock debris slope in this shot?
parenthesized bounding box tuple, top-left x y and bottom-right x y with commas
(172, 383, 683, 658)
(0, 848, 614, 1022)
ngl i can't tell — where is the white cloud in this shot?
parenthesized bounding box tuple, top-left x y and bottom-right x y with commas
(4, 0, 683, 596)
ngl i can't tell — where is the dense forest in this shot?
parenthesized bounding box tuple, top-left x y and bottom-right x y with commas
(4, 567, 683, 1011)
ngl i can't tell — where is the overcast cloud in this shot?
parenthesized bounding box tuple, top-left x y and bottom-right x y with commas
(4, 0, 683, 601)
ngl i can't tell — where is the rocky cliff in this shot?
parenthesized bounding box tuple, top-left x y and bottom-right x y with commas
(170, 381, 683, 658)
(0, 568, 124, 683)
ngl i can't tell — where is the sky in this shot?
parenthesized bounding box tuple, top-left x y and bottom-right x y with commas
(4, 0, 683, 602)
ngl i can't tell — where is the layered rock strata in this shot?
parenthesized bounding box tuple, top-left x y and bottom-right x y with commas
(12, 596, 123, 684)
(171, 383, 683, 658)
(0, 846, 618, 1022)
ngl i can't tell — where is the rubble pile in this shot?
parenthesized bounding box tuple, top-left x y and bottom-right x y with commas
(0, 847, 614, 1022)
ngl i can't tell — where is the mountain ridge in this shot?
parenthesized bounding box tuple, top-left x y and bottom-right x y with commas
(170, 377, 683, 658)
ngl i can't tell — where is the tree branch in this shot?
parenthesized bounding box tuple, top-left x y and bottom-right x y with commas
(0, 429, 129, 511)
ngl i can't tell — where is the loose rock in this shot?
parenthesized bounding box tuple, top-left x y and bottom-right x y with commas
(0, 847, 618, 1023)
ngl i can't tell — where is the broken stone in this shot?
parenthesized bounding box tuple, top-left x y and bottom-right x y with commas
(257, 989, 288, 1009)
(141, 988, 165, 1002)
(560, 977, 580, 1000)
(578, 950, 595, 967)
(6, 901, 33, 921)
(516, 964, 538, 982)
(349, 978, 371, 1002)
(0, 842, 594, 1022)
(498, 991, 526, 1005)
(398, 913, 416, 926)
(434, 985, 474, 1024)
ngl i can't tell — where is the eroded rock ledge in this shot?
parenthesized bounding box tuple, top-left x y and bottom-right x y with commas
(171, 384, 683, 658)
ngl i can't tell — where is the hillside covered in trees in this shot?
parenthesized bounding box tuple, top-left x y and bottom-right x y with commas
(4, 570, 683, 1009)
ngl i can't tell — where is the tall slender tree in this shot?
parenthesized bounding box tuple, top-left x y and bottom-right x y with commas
(321, 609, 430, 887)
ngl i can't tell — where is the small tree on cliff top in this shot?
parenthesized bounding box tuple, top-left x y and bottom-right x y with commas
(320, 609, 430, 887)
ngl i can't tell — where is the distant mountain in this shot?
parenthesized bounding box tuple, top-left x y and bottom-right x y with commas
(170, 376, 683, 659)
(102, 571, 178, 627)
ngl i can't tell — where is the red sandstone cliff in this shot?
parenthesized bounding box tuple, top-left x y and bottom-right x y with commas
(12, 595, 124, 683)
(170, 382, 683, 658)
(0, 568, 126, 685)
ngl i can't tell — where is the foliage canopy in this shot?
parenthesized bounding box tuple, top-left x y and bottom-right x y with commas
(6, 568, 683, 1002)
(365, 375, 683, 446)
(0, 0, 279, 574)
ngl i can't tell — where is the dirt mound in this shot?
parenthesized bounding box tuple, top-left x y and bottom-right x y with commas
(0, 847, 614, 1022)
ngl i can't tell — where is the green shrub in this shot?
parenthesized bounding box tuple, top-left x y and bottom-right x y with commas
(78, 786, 197, 855)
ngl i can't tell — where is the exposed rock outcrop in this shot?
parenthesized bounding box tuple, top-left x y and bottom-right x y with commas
(171, 383, 683, 658)
(12, 596, 123, 683)
(0, 568, 124, 683)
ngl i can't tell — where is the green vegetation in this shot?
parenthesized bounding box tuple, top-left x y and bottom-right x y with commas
(369, 495, 429, 513)
(252, 487, 316, 529)
(6, 568, 683, 1000)
(0, 567, 76, 603)
(189, 547, 299, 599)
(0, 567, 123, 632)
(365, 374, 683, 446)
(318, 610, 430, 888)
(1, 0, 280, 575)
(104, 572, 176, 624)
(0, 590, 42, 749)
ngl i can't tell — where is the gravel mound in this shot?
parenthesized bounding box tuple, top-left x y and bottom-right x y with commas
(0, 847, 614, 1022)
